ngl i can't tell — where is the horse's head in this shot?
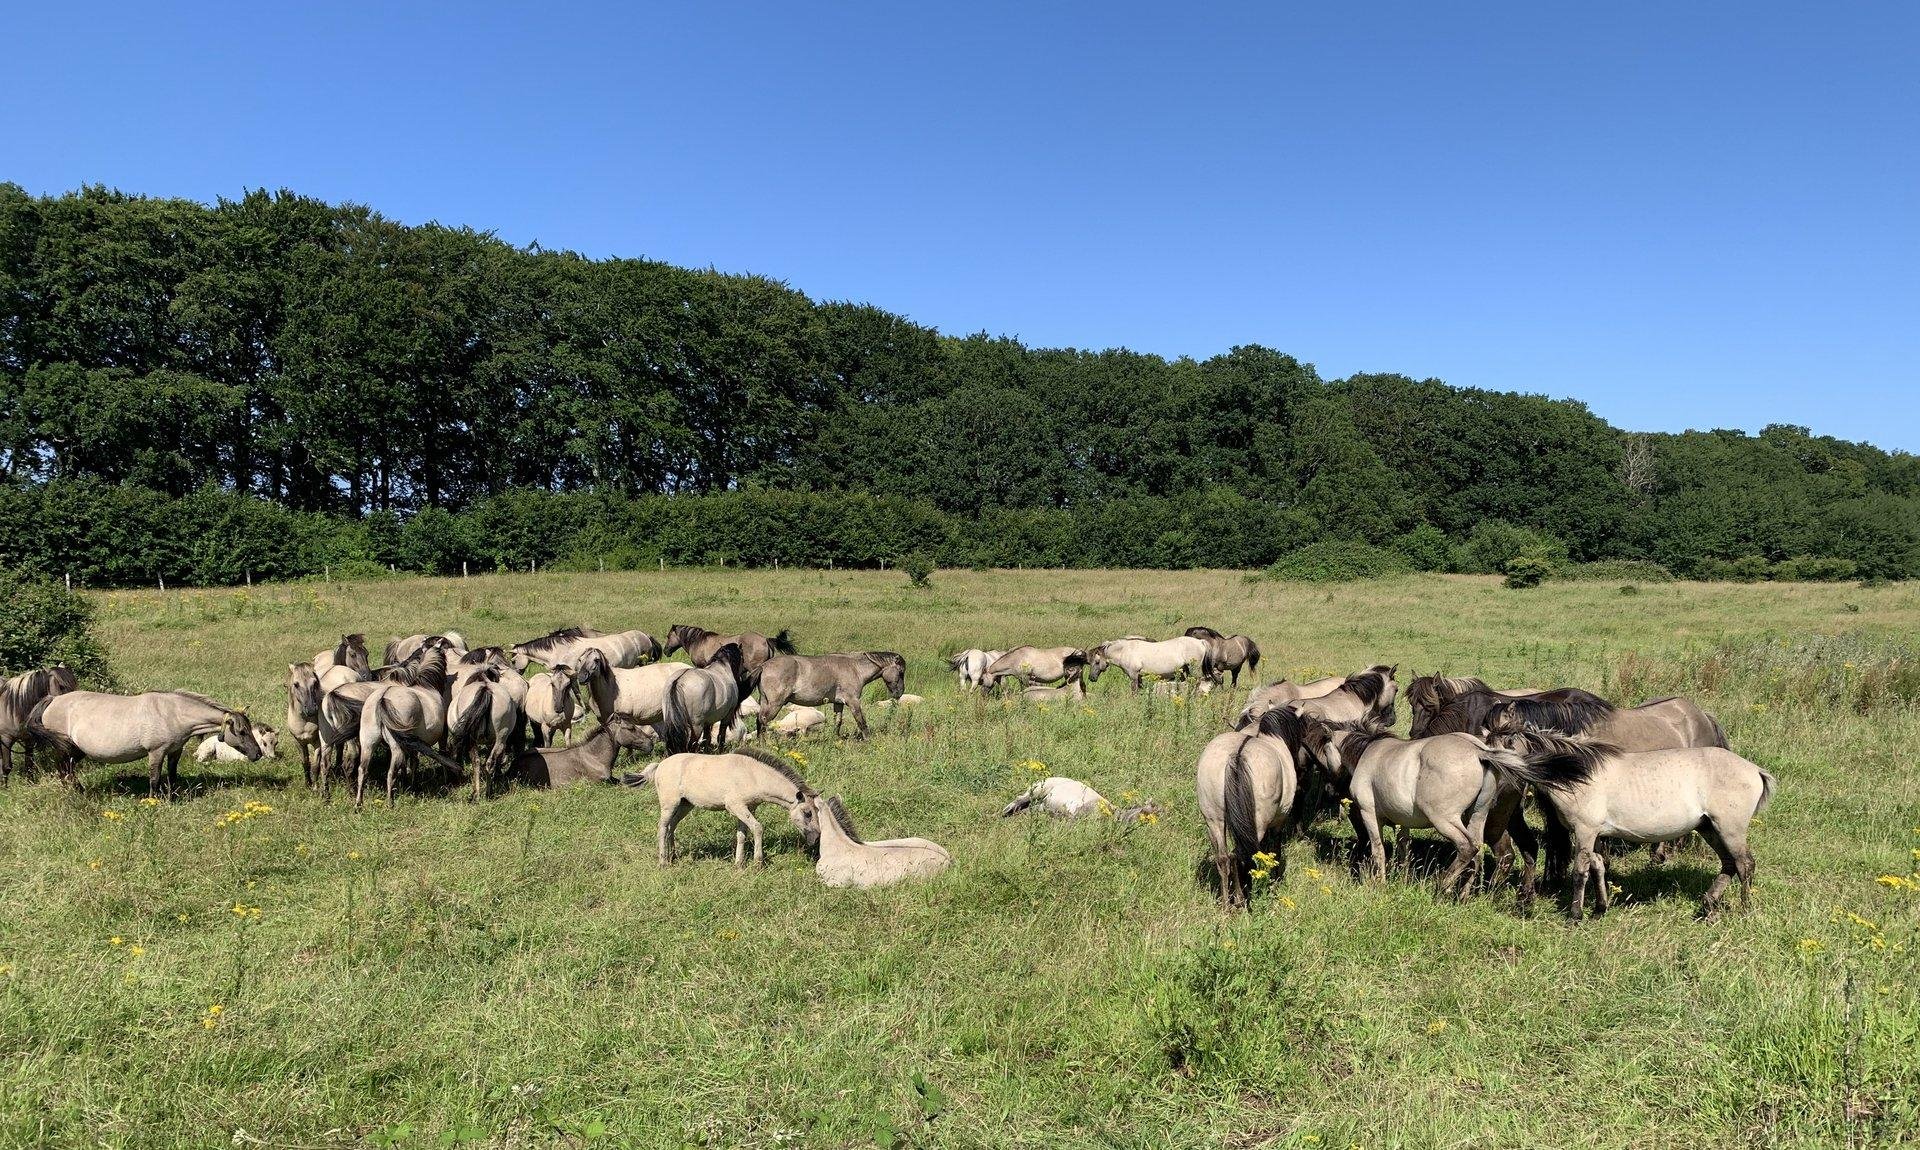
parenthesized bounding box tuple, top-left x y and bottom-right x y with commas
(789, 794, 822, 854)
(603, 715, 656, 752)
(287, 663, 323, 716)
(252, 725, 279, 758)
(870, 652, 907, 700)
(1081, 646, 1107, 682)
(1183, 626, 1222, 641)
(221, 712, 265, 761)
(1484, 701, 1527, 738)
(574, 648, 610, 683)
(662, 625, 694, 657)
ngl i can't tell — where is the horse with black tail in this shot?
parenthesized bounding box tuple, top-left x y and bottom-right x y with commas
(0, 665, 78, 781)
(1184, 627, 1261, 688)
(659, 644, 749, 754)
(1195, 707, 1335, 909)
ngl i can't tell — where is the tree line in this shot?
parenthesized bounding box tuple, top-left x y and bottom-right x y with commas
(2, 183, 1916, 584)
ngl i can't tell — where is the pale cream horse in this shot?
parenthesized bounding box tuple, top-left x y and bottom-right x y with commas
(634, 747, 821, 867)
(1195, 707, 1329, 908)
(978, 647, 1088, 692)
(807, 795, 952, 888)
(574, 648, 693, 727)
(1086, 636, 1213, 693)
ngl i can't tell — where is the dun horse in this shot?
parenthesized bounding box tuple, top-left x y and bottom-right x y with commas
(510, 626, 662, 673)
(807, 795, 951, 888)
(574, 648, 693, 727)
(947, 649, 1005, 691)
(754, 652, 905, 738)
(1184, 627, 1261, 687)
(524, 664, 580, 746)
(978, 647, 1088, 692)
(659, 644, 749, 753)
(1488, 722, 1774, 920)
(663, 625, 796, 673)
(634, 747, 821, 866)
(1195, 708, 1329, 909)
(1086, 636, 1213, 693)
(0, 665, 78, 781)
(29, 689, 262, 797)
(1262, 666, 1398, 726)
(510, 716, 655, 787)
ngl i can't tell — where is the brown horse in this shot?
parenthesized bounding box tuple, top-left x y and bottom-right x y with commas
(754, 652, 905, 738)
(1184, 626, 1262, 688)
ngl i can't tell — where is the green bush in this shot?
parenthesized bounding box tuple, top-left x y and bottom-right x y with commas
(1450, 521, 1569, 575)
(901, 551, 935, 588)
(1258, 541, 1409, 583)
(1550, 559, 1676, 583)
(1771, 556, 1860, 582)
(1391, 523, 1453, 572)
(0, 569, 114, 687)
(1502, 550, 1556, 589)
(1696, 555, 1773, 583)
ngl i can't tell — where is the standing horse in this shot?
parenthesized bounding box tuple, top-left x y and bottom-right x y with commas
(1239, 675, 1347, 722)
(978, 647, 1089, 692)
(1184, 627, 1261, 688)
(354, 646, 454, 806)
(1488, 725, 1773, 921)
(1272, 666, 1398, 726)
(574, 648, 693, 726)
(806, 795, 951, 888)
(754, 652, 905, 738)
(524, 665, 580, 746)
(663, 625, 797, 673)
(285, 663, 325, 786)
(1196, 708, 1330, 908)
(947, 649, 1006, 691)
(1307, 718, 1571, 900)
(634, 747, 821, 867)
(0, 665, 78, 781)
(1405, 675, 1543, 738)
(313, 634, 370, 679)
(1086, 636, 1213, 693)
(384, 632, 467, 666)
(447, 665, 523, 800)
(659, 645, 749, 753)
(510, 627, 662, 673)
(29, 690, 262, 797)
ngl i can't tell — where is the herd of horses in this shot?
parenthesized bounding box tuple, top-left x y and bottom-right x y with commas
(0, 619, 1772, 911)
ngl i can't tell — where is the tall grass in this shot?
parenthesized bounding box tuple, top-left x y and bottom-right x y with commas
(0, 570, 1916, 1148)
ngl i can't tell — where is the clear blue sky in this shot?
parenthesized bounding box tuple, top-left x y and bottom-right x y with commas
(7, 2, 1917, 449)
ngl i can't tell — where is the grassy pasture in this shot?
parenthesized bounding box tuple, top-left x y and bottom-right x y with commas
(2, 569, 1917, 1149)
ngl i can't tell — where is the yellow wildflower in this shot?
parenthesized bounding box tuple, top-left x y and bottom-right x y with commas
(1020, 759, 1046, 773)
(1799, 938, 1824, 953)
(1875, 875, 1917, 891)
(109, 936, 124, 947)
(139, 797, 161, 808)
(347, 850, 362, 860)
(716, 928, 740, 941)
(1251, 851, 1279, 869)
(1319, 885, 1332, 896)
(100, 809, 124, 822)
(0, 963, 12, 977)
(1426, 1019, 1449, 1035)
(1138, 811, 1159, 826)
(1279, 896, 1298, 910)
(786, 751, 808, 766)
(88, 859, 102, 871)
(1306, 867, 1322, 880)
(129, 945, 145, 957)
(176, 913, 189, 923)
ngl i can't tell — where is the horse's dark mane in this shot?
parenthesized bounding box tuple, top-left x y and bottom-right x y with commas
(735, 746, 816, 795)
(1500, 689, 1614, 735)
(523, 626, 600, 653)
(411, 648, 450, 693)
(1184, 625, 1224, 641)
(1493, 728, 1619, 774)
(867, 651, 906, 667)
(1331, 718, 1399, 764)
(1254, 706, 1310, 756)
(459, 646, 505, 665)
(1344, 669, 1390, 706)
(825, 796, 864, 843)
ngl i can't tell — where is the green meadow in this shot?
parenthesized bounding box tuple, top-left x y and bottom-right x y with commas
(1, 569, 1916, 1149)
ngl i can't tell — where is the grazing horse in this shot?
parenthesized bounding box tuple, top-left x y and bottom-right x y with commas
(947, 649, 1005, 691)
(0, 665, 78, 781)
(1086, 636, 1213, 693)
(663, 625, 797, 673)
(509, 627, 662, 673)
(1272, 666, 1398, 726)
(574, 648, 693, 726)
(447, 665, 523, 800)
(1000, 776, 1109, 819)
(1490, 726, 1774, 921)
(524, 665, 580, 747)
(313, 634, 370, 679)
(754, 652, 905, 738)
(1196, 708, 1330, 909)
(29, 690, 262, 797)
(659, 645, 749, 753)
(384, 632, 467, 666)
(1184, 627, 1261, 687)
(634, 747, 821, 867)
(1307, 718, 1572, 900)
(807, 795, 951, 888)
(978, 647, 1088, 692)
(509, 716, 656, 788)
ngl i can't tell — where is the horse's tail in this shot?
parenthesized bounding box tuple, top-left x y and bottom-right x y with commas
(659, 672, 700, 755)
(1752, 766, 1776, 816)
(647, 634, 664, 663)
(999, 787, 1035, 818)
(1244, 638, 1261, 675)
(618, 762, 658, 789)
(374, 694, 458, 770)
(1478, 731, 1603, 794)
(770, 629, 797, 655)
(1706, 709, 1729, 749)
(1222, 732, 1261, 883)
(450, 682, 491, 759)
(1199, 644, 1218, 683)
(24, 695, 80, 760)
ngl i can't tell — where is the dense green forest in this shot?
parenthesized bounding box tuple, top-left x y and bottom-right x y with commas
(3, 183, 1917, 584)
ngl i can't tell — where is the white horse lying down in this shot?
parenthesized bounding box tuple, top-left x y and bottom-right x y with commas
(874, 694, 925, 709)
(1002, 776, 1109, 818)
(809, 795, 951, 888)
(197, 725, 278, 763)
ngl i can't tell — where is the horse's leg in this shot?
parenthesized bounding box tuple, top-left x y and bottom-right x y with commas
(147, 748, 167, 799)
(727, 801, 764, 867)
(1501, 801, 1540, 911)
(658, 800, 689, 865)
(1591, 850, 1612, 916)
(1205, 818, 1236, 909)
(847, 699, 869, 739)
(1431, 814, 1478, 900)
(385, 743, 404, 806)
(1568, 830, 1600, 921)
(1693, 818, 1747, 918)
(1357, 803, 1388, 882)
(1, 738, 12, 783)
(166, 746, 182, 795)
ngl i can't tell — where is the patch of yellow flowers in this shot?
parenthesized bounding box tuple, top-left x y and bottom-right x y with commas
(215, 800, 275, 828)
(785, 750, 808, 766)
(231, 903, 262, 919)
(1249, 851, 1279, 881)
(202, 1004, 223, 1030)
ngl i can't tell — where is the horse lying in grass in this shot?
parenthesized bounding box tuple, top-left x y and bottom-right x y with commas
(808, 795, 951, 889)
(510, 716, 655, 787)
(197, 725, 278, 763)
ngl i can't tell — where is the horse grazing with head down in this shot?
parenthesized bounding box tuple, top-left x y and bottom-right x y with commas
(1086, 636, 1213, 694)
(0, 665, 78, 782)
(29, 688, 262, 797)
